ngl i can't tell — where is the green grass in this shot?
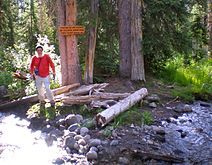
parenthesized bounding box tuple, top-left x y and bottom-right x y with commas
(109, 105, 153, 128)
(27, 102, 101, 120)
(160, 57, 211, 101)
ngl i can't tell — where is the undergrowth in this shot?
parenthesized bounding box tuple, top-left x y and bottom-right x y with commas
(159, 57, 211, 101)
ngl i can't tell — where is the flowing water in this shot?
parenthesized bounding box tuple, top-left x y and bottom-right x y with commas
(162, 101, 212, 164)
(0, 101, 211, 164)
(0, 113, 65, 165)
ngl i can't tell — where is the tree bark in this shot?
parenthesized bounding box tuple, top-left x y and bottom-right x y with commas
(84, 0, 99, 84)
(118, 0, 131, 77)
(66, 0, 82, 84)
(96, 88, 148, 127)
(131, 0, 145, 81)
(66, 83, 109, 96)
(62, 92, 129, 105)
(57, 0, 68, 85)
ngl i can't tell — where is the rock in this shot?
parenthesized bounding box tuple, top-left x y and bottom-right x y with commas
(118, 157, 129, 165)
(83, 134, 91, 142)
(75, 114, 83, 123)
(42, 124, 54, 133)
(74, 135, 83, 140)
(110, 140, 119, 146)
(181, 131, 187, 138)
(89, 139, 101, 147)
(56, 118, 66, 127)
(68, 123, 80, 132)
(52, 157, 65, 164)
(63, 136, 76, 149)
(174, 104, 192, 113)
(49, 128, 63, 137)
(80, 127, 89, 136)
(149, 102, 157, 108)
(152, 126, 166, 135)
(146, 94, 160, 102)
(65, 114, 79, 126)
(45, 134, 54, 146)
(78, 138, 87, 146)
(90, 146, 98, 152)
(86, 150, 98, 160)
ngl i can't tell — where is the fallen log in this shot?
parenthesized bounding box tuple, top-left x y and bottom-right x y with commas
(95, 88, 148, 127)
(132, 150, 184, 163)
(66, 83, 109, 96)
(52, 83, 80, 95)
(62, 92, 130, 105)
(90, 100, 118, 109)
(0, 83, 80, 110)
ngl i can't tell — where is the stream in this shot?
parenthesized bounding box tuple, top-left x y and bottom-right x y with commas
(161, 101, 212, 164)
(0, 101, 211, 164)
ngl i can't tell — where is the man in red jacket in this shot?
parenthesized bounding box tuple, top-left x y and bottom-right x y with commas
(30, 45, 56, 107)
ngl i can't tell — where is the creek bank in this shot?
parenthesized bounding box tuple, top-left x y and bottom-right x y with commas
(23, 100, 211, 164)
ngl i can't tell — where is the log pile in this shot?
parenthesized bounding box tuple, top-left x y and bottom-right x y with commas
(0, 83, 80, 110)
(61, 83, 131, 108)
(61, 83, 148, 127)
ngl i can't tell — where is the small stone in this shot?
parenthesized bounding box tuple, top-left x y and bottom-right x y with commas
(86, 150, 98, 160)
(89, 139, 101, 147)
(78, 138, 87, 146)
(118, 157, 129, 164)
(110, 140, 119, 146)
(149, 102, 157, 108)
(80, 127, 89, 136)
(52, 158, 65, 164)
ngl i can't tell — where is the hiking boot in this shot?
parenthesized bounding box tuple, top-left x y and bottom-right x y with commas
(50, 101, 55, 108)
(40, 101, 46, 109)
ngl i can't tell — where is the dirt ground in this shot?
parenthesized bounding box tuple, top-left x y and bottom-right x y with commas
(103, 76, 181, 122)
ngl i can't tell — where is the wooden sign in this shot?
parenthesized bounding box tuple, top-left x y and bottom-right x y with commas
(59, 26, 85, 36)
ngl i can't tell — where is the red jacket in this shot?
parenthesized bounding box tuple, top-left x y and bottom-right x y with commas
(30, 54, 55, 78)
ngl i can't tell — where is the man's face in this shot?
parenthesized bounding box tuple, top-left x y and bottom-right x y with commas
(36, 48, 43, 56)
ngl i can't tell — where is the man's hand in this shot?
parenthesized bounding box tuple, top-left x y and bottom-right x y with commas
(31, 74, 35, 80)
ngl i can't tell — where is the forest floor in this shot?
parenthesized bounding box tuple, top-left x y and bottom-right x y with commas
(103, 75, 180, 123)
(1, 75, 211, 164)
(89, 76, 185, 164)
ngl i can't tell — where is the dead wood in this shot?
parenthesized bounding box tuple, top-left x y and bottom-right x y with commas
(66, 83, 109, 96)
(0, 83, 80, 110)
(62, 92, 130, 105)
(132, 150, 184, 163)
(92, 92, 130, 100)
(95, 88, 148, 127)
(52, 83, 80, 95)
(90, 100, 118, 109)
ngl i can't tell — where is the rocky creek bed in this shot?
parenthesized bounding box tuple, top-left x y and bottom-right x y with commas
(0, 100, 211, 165)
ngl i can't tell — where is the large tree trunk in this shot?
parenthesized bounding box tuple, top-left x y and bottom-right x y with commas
(96, 88, 148, 127)
(57, 0, 68, 85)
(118, 0, 131, 77)
(66, 0, 82, 84)
(131, 0, 145, 81)
(208, 0, 212, 58)
(84, 0, 99, 84)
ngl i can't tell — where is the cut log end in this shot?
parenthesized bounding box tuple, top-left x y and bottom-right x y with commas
(95, 114, 106, 127)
